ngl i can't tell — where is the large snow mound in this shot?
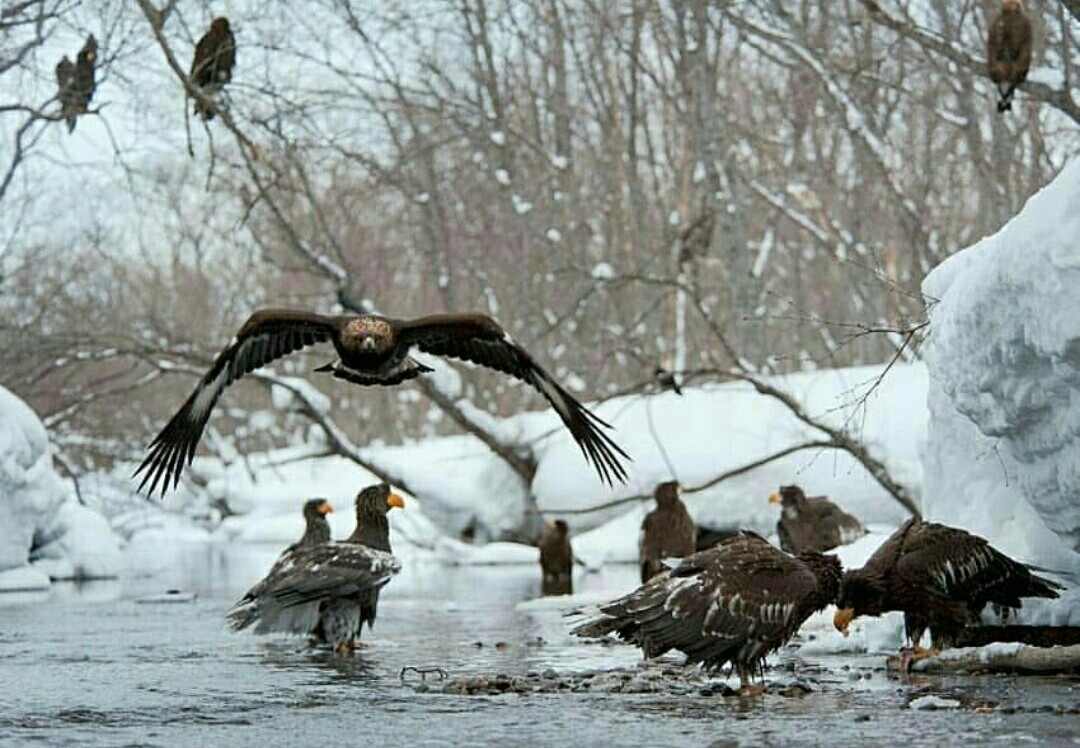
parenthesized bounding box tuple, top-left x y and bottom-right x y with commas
(923, 157, 1080, 569)
(0, 385, 121, 584)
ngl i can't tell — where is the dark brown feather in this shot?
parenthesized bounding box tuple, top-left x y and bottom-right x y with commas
(191, 17, 236, 120)
(134, 310, 340, 496)
(839, 519, 1063, 648)
(987, 0, 1033, 112)
(775, 485, 865, 554)
(639, 481, 695, 583)
(395, 314, 630, 485)
(574, 532, 842, 684)
(539, 520, 573, 595)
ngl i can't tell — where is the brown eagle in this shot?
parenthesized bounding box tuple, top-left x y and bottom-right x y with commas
(769, 485, 866, 554)
(834, 519, 1062, 665)
(224, 497, 332, 633)
(190, 16, 236, 120)
(55, 56, 77, 132)
(228, 484, 404, 653)
(639, 480, 695, 583)
(134, 309, 629, 496)
(56, 35, 97, 132)
(539, 519, 573, 596)
(573, 531, 842, 692)
(988, 0, 1033, 113)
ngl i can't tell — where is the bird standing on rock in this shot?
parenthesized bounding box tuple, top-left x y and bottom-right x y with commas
(135, 309, 629, 496)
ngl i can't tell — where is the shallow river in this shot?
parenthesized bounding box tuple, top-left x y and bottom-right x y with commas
(1, 544, 1078, 747)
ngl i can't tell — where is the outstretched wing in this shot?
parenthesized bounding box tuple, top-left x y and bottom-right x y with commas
(134, 309, 340, 496)
(395, 313, 630, 485)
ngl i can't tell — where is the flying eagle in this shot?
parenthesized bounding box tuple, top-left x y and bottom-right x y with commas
(834, 519, 1062, 665)
(769, 485, 866, 554)
(228, 484, 404, 653)
(639, 480, 695, 583)
(190, 16, 236, 120)
(539, 519, 573, 596)
(573, 531, 842, 692)
(224, 498, 333, 633)
(988, 0, 1032, 113)
(134, 309, 629, 496)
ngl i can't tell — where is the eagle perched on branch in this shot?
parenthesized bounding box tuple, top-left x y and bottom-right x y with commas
(56, 35, 97, 132)
(190, 17, 235, 120)
(134, 309, 630, 496)
(987, 0, 1032, 113)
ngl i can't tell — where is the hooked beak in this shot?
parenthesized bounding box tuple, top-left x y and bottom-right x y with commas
(834, 607, 854, 637)
(317, 501, 334, 515)
(362, 336, 376, 352)
(387, 492, 406, 510)
(768, 492, 781, 505)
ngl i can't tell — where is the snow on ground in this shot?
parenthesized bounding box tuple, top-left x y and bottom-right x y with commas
(0, 385, 121, 587)
(923, 156, 1080, 571)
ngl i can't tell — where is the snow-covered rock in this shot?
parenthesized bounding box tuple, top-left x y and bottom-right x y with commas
(923, 157, 1080, 570)
(0, 385, 121, 585)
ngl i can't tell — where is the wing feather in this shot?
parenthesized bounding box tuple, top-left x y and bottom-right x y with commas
(395, 314, 630, 484)
(134, 309, 339, 496)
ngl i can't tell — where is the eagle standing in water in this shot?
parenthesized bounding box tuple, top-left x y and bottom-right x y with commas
(769, 485, 866, 554)
(190, 17, 236, 120)
(539, 520, 574, 596)
(573, 532, 842, 693)
(228, 485, 404, 653)
(834, 519, 1062, 667)
(988, 0, 1033, 113)
(135, 309, 629, 496)
(639, 480, 695, 583)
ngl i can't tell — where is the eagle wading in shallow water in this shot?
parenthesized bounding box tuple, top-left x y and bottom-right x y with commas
(228, 485, 404, 653)
(573, 531, 842, 693)
(134, 309, 629, 495)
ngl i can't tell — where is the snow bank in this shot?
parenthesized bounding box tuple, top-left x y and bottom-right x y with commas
(0, 385, 120, 586)
(923, 157, 1080, 570)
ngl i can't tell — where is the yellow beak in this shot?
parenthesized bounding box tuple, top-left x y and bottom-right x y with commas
(768, 492, 781, 505)
(387, 492, 406, 510)
(317, 502, 334, 515)
(833, 607, 855, 637)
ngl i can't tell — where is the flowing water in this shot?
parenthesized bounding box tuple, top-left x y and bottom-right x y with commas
(1, 543, 1078, 747)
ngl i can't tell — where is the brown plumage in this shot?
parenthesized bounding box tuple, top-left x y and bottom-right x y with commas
(225, 497, 333, 633)
(55, 35, 97, 133)
(769, 485, 866, 554)
(573, 531, 842, 688)
(190, 17, 236, 120)
(134, 309, 629, 496)
(834, 519, 1063, 650)
(988, 0, 1033, 113)
(228, 484, 404, 653)
(539, 519, 573, 596)
(639, 480, 695, 583)
(55, 56, 77, 132)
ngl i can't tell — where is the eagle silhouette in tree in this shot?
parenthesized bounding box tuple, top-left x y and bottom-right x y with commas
(987, 0, 1033, 113)
(56, 35, 97, 132)
(190, 17, 235, 120)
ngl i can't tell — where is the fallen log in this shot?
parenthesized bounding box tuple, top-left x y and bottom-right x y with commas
(887, 643, 1080, 674)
